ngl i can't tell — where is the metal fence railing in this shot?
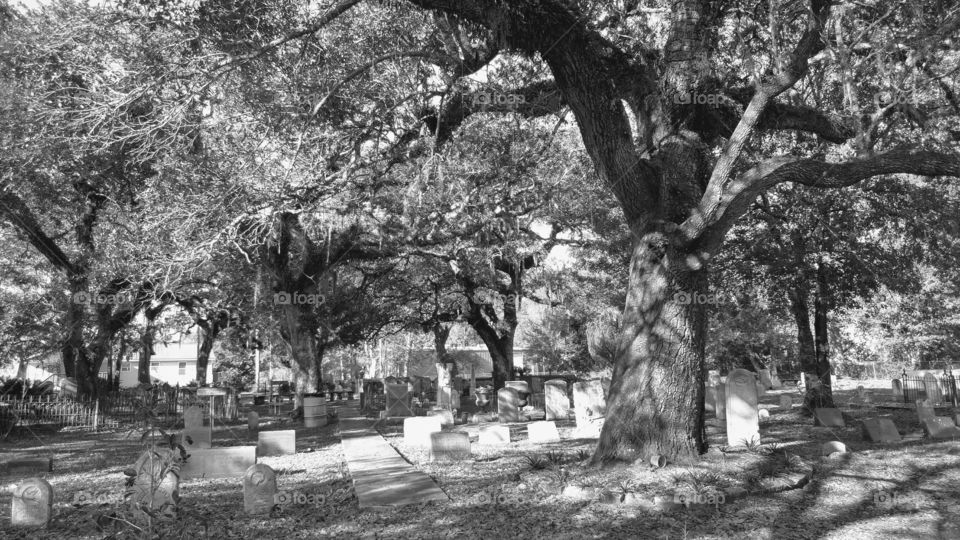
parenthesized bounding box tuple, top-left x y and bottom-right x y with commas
(900, 371, 960, 406)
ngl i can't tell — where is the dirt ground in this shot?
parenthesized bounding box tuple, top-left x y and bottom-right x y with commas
(1, 380, 959, 540)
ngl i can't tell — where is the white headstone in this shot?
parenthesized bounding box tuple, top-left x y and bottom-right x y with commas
(386, 384, 413, 417)
(572, 380, 606, 431)
(923, 374, 942, 405)
(429, 432, 471, 461)
(403, 416, 442, 447)
(497, 388, 520, 423)
(725, 369, 760, 447)
(527, 421, 560, 443)
(479, 425, 510, 445)
(758, 369, 773, 390)
(545, 379, 569, 421)
(11, 478, 53, 528)
(715, 383, 726, 421)
(891, 379, 903, 401)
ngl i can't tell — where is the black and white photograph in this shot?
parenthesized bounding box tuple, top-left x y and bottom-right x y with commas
(1, 0, 959, 538)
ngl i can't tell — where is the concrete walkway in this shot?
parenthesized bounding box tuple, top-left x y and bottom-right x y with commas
(338, 408, 449, 509)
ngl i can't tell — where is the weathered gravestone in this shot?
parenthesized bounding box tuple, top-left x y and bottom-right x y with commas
(705, 385, 717, 414)
(916, 400, 936, 426)
(243, 464, 277, 515)
(247, 411, 259, 432)
(861, 418, 901, 443)
(779, 395, 793, 409)
(257, 430, 296, 457)
(429, 432, 471, 461)
(403, 416, 442, 447)
(572, 380, 606, 433)
(924, 374, 943, 405)
(497, 387, 521, 423)
(821, 441, 847, 457)
(183, 405, 204, 430)
(128, 447, 181, 513)
(527, 421, 561, 443)
(892, 379, 904, 401)
(180, 447, 256, 479)
(814, 408, 845, 427)
(707, 370, 722, 387)
(715, 383, 726, 421)
(479, 425, 510, 445)
(11, 478, 53, 528)
(725, 369, 760, 446)
(758, 409, 770, 420)
(923, 417, 960, 439)
(426, 408, 455, 427)
(545, 379, 569, 421)
(1, 457, 53, 477)
(385, 384, 413, 417)
(183, 405, 212, 449)
(758, 369, 773, 390)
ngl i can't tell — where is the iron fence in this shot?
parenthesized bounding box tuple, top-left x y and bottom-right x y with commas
(900, 371, 960, 406)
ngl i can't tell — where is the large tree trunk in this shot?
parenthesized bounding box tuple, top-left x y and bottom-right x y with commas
(811, 259, 835, 407)
(593, 233, 708, 463)
(279, 303, 322, 408)
(195, 325, 219, 385)
(787, 273, 834, 408)
(137, 321, 157, 385)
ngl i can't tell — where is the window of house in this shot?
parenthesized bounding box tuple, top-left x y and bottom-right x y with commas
(121, 363, 131, 372)
(178, 362, 187, 376)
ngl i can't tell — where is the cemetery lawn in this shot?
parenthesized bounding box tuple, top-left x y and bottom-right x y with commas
(2, 380, 960, 540)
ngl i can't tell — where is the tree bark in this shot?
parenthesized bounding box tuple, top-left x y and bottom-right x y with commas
(592, 232, 708, 463)
(137, 305, 165, 385)
(811, 258, 835, 407)
(195, 325, 219, 385)
(278, 302, 322, 407)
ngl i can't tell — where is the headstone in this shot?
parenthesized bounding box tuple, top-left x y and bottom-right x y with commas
(257, 430, 296, 456)
(916, 400, 936, 425)
(758, 409, 770, 420)
(756, 380, 766, 396)
(527, 421, 561, 443)
(505, 380, 531, 394)
(707, 370, 722, 387)
(247, 411, 259, 432)
(891, 379, 904, 401)
(1, 458, 53, 477)
(437, 386, 453, 410)
(814, 408, 845, 427)
(758, 369, 773, 390)
(572, 380, 606, 430)
(497, 387, 520, 423)
(821, 441, 847, 457)
(725, 368, 760, 447)
(479, 425, 510, 445)
(779, 395, 793, 409)
(545, 379, 569, 421)
(861, 418, 901, 443)
(11, 478, 53, 528)
(715, 383, 726, 421)
(183, 405, 204, 430)
(705, 385, 717, 413)
(180, 447, 257, 479)
(923, 374, 942, 405)
(923, 417, 960, 439)
(770, 373, 783, 389)
(182, 427, 212, 450)
(403, 416, 442, 447)
(428, 432, 471, 461)
(426, 408, 454, 427)
(243, 464, 277, 515)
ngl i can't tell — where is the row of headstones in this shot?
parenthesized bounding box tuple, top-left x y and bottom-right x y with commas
(402, 417, 564, 459)
(8, 462, 309, 528)
(498, 380, 608, 436)
(892, 374, 953, 405)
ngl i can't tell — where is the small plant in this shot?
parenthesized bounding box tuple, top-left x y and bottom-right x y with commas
(616, 479, 639, 496)
(551, 466, 572, 490)
(545, 450, 565, 466)
(524, 454, 549, 470)
(576, 449, 591, 461)
(742, 435, 763, 453)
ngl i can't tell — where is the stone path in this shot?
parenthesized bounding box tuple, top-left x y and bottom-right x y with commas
(338, 407, 448, 509)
